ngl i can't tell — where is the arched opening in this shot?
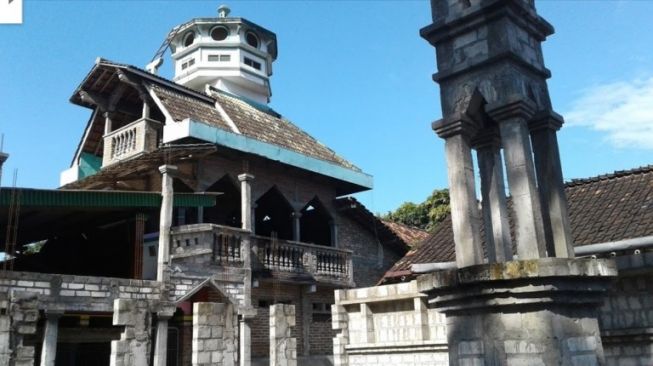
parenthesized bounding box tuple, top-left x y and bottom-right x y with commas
(203, 175, 241, 228)
(299, 197, 332, 246)
(255, 187, 293, 240)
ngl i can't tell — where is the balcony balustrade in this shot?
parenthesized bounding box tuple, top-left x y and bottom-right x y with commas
(170, 224, 353, 286)
(102, 117, 162, 167)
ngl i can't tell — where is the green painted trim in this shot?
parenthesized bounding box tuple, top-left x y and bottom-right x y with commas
(78, 152, 102, 179)
(0, 188, 216, 208)
(186, 119, 374, 189)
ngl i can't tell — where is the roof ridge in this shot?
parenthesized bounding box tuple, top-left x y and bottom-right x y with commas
(566, 164, 653, 187)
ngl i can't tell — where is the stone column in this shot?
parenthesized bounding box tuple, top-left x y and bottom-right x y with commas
(475, 134, 513, 262)
(39, 310, 64, 366)
(238, 173, 255, 232)
(103, 111, 113, 135)
(153, 306, 175, 366)
(292, 211, 301, 242)
(238, 173, 255, 366)
(331, 292, 349, 366)
(158, 165, 178, 282)
(329, 220, 338, 248)
(530, 111, 575, 258)
(193, 303, 237, 366)
(110, 299, 152, 366)
(486, 100, 547, 259)
(270, 304, 297, 366)
(433, 115, 483, 267)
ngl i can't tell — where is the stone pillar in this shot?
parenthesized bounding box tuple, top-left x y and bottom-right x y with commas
(9, 293, 39, 366)
(531, 111, 575, 258)
(104, 111, 113, 135)
(433, 115, 483, 267)
(158, 165, 178, 282)
(475, 134, 513, 262)
(360, 303, 375, 343)
(417, 258, 617, 366)
(153, 306, 175, 366)
(270, 304, 297, 366)
(486, 100, 547, 259)
(414, 297, 429, 341)
(331, 292, 349, 366)
(238, 173, 255, 232)
(329, 220, 338, 248)
(192, 302, 237, 366)
(39, 310, 64, 366)
(110, 299, 151, 366)
(292, 212, 301, 242)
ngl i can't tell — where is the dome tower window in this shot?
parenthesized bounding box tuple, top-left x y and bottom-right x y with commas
(211, 26, 229, 41)
(183, 32, 195, 47)
(245, 31, 259, 48)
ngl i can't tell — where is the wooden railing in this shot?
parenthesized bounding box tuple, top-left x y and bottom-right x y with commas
(170, 224, 353, 284)
(102, 118, 162, 167)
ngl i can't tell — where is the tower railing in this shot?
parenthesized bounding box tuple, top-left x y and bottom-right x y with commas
(102, 118, 162, 167)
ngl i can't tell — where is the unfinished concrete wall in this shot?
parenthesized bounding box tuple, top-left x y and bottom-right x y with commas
(110, 299, 152, 366)
(270, 304, 297, 366)
(192, 302, 238, 366)
(332, 281, 448, 366)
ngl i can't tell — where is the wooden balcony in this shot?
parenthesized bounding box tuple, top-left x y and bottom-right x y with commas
(102, 118, 162, 167)
(170, 224, 354, 286)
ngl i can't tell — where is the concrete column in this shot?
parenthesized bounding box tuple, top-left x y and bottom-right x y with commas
(531, 111, 575, 258)
(487, 101, 547, 259)
(239, 317, 252, 366)
(158, 165, 178, 282)
(360, 303, 375, 343)
(475, 135, 512, 262)
(103, 111, 113, 135)
(436, 118, 483, 267)
(292, 211, 301, 242)
(238, 173, 255, 232)
(329, 220, 338, 248)
(153, 308, 175, 366)
(39, 311, 63, 366)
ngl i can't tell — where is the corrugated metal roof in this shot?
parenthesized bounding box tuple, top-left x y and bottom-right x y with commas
(0, 188, 216, 208)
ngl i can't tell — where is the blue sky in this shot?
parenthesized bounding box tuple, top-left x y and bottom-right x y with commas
(1, 1, 652, 215)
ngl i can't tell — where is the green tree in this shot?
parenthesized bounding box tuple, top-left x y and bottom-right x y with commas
(382, 189, 450, 231)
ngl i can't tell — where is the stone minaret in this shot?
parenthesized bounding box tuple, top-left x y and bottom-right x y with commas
(417, 1, 617, 365)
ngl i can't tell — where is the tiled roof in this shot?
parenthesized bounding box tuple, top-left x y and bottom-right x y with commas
(380, 220, 429, 246)
(71, 59, 361, 175)
(385, 165, 653, 278)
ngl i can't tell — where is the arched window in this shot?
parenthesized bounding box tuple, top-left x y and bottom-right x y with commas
(255, 187, 293, 240)
(245, 31, 259, 48)
(183, 31, 195, 47)
(300, 197, 332, 246)
(203, 175, 241, 228)
(211, 26, 229, 41)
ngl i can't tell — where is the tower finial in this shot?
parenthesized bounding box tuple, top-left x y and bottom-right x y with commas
(218, 4, 230, 18)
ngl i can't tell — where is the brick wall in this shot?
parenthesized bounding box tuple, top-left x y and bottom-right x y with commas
(337, 217, 403, 288)
(599, 274, 653, 366)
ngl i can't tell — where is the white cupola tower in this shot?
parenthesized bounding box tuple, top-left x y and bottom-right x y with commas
(168, 5, 278, 104)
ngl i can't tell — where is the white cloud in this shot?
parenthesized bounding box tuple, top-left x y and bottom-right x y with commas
(565, 77, 653, 149)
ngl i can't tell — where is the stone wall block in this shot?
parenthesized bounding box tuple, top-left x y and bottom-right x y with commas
(270, 304, 297, 366)
(192, 302, 237, 366)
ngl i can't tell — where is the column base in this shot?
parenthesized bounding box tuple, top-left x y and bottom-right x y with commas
(417, 258, 617, 366)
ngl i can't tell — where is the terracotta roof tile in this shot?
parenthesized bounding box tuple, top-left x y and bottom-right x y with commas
(380, 220, 429, 246)
(385, 165, 653, 279)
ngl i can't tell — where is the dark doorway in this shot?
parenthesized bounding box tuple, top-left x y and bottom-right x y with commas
(55, 342, 111, 366)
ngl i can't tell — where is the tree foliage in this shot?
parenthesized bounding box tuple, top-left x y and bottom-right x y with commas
(381, 189, 450, 231)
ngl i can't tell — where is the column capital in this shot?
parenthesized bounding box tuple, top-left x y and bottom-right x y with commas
(432, 113, 479, 139)
(158, 164, 179, 176)
(472, 129, 501, 150)
(238, 173, 255, 182)
(530, 109, 564, 132)
(485, 97, 536, 122)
